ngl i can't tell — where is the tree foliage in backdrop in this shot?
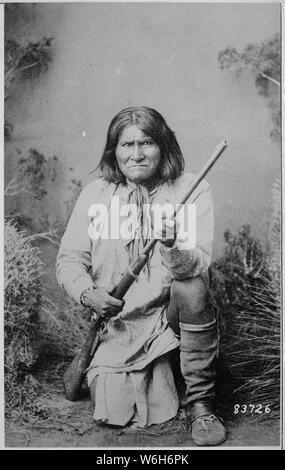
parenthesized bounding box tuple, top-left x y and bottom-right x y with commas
(5, 37, 53, 100)
(5, 37, 53, 138)
(218, 33, 280, 140)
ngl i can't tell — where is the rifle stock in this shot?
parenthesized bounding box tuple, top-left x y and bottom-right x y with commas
(62, 140, 228, 401)
(63, 314, 104, 401)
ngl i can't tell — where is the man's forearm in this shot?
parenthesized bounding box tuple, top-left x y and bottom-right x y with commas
(160, 243, 211, 280)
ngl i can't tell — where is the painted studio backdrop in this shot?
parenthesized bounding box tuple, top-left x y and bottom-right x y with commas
(4, 3, 281, 448)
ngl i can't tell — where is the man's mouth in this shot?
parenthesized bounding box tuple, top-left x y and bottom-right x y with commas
(128, 165, 148, 168)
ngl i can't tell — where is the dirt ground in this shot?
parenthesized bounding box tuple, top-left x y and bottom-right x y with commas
(4, 358, 281, 449)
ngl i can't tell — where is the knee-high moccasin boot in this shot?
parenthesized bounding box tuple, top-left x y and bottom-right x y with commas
(180, 320, 226, 446)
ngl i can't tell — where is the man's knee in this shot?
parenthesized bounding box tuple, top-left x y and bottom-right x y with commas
(171, 275, 208, 313)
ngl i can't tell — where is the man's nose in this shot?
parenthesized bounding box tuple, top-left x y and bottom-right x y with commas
(132, 143, 144, 161)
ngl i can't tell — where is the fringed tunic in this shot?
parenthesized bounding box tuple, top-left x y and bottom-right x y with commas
(56, 173, 213, 427)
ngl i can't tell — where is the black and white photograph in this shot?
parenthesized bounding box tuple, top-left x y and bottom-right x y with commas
(2, 1, 282, 450)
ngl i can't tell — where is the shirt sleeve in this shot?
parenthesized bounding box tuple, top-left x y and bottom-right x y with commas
(160, 180, 213, 280)
(56, 185, 95, 304)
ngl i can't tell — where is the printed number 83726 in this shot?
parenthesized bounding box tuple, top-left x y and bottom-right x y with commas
(234, 404, 271, 414)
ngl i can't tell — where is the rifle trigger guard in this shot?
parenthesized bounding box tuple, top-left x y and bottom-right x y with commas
(100, 319, 107, 335)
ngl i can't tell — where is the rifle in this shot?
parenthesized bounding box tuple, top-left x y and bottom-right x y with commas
(62, 140, 228, 401)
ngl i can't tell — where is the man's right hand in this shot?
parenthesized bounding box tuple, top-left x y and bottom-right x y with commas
(84, 288, 125, 318)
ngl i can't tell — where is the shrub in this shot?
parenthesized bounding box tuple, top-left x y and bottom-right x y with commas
(38, 295, 89, 359)
(226, 271, 280, 419)
(211, 224, 265, 309)
(5, 148, 82, 238)
(4, 220, 43, 415)
(4, 220, 90, 419)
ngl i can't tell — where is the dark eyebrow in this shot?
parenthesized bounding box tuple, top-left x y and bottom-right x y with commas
(120, 137, 154, 144)
(120, 139, 134, 144)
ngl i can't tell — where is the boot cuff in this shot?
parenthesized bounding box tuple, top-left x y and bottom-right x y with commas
(179, 319, 216, 332)
(188, 400, 214, 423)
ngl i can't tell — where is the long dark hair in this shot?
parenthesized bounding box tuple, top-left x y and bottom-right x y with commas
(97, 106, 185, 184)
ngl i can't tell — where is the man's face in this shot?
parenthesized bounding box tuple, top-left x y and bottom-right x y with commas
(115, 125, 161, 184)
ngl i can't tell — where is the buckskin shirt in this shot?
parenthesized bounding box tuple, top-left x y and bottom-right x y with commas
(56, 172, 213, 427)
